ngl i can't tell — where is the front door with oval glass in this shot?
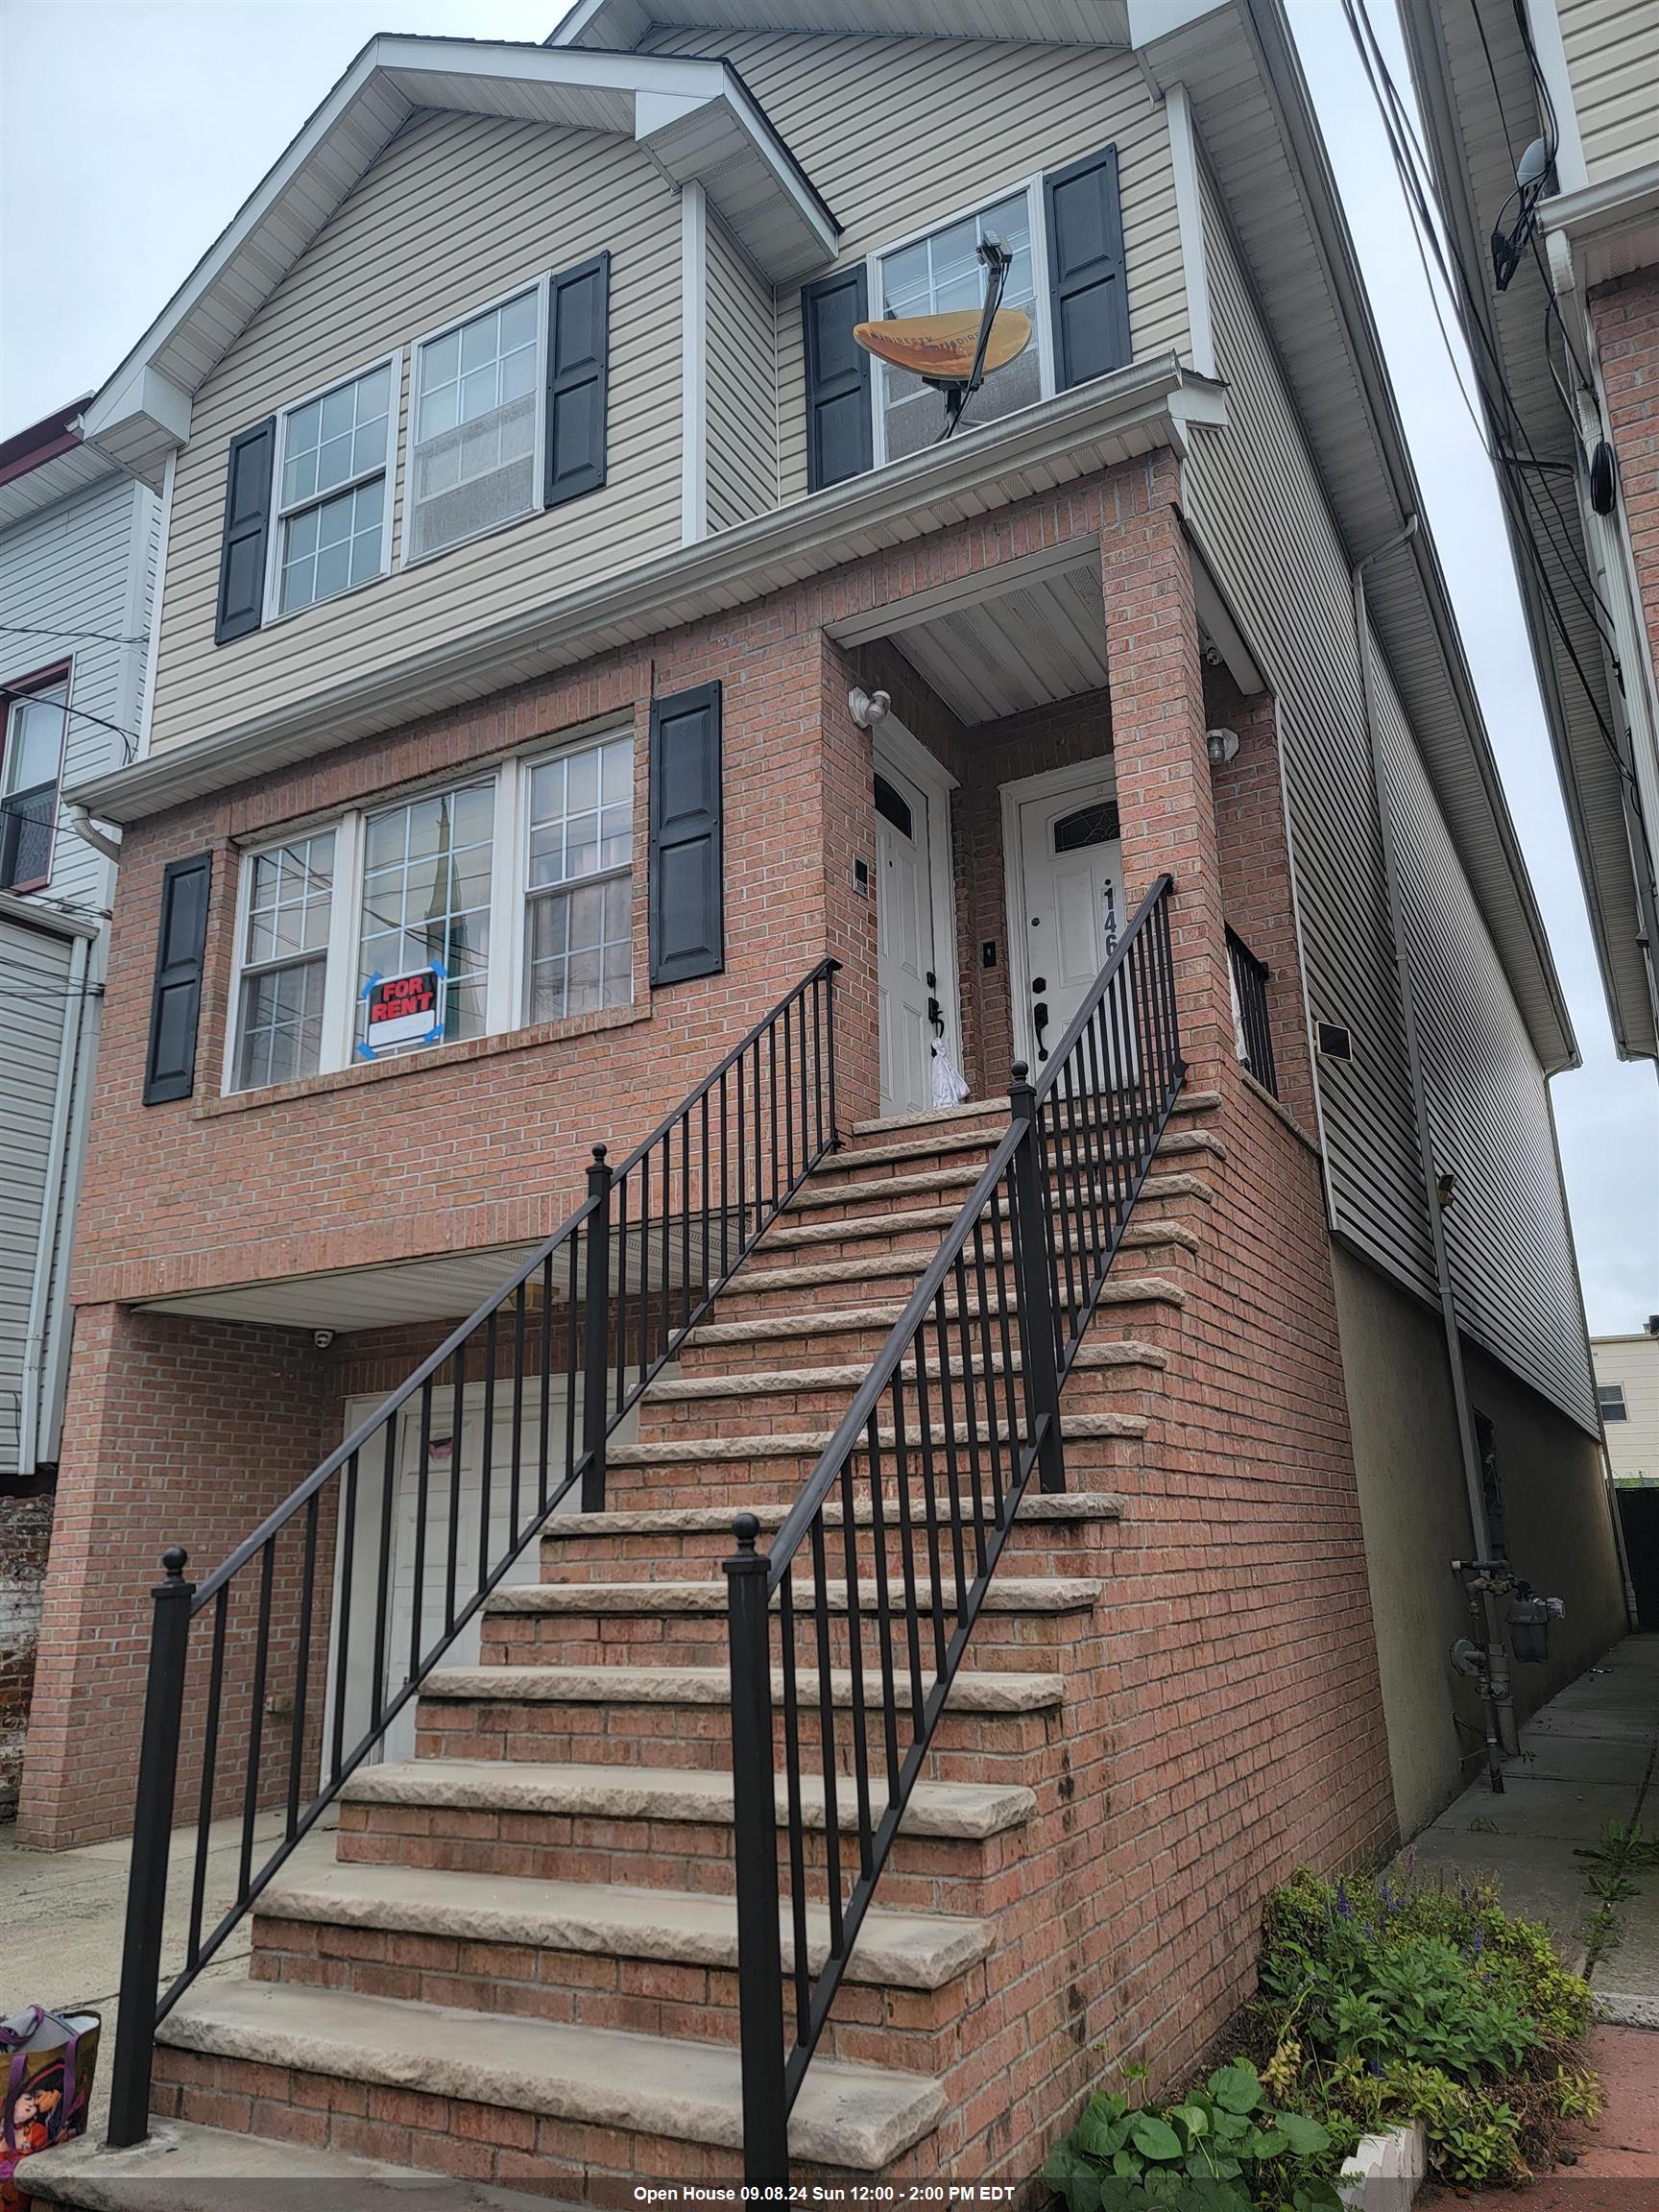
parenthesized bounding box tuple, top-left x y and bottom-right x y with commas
(1011, 764, 1129, 1080)
(876, 761, 940, 1117)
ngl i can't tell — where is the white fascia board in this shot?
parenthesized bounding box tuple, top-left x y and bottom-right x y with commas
(1129, 0, 1229, 45)
(1542, 159, 1659, 292)
(83, 38, 833, 476)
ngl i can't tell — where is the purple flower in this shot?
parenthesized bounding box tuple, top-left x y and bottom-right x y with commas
(1336, 1880, 1354, 1921)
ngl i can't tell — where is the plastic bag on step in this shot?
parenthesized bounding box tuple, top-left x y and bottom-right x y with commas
(930, 1041, 971, 1109)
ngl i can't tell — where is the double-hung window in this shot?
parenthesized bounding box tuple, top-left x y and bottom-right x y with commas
(232, 832, 336, 1090)
(272, 360, 397, 618)
(408, 286, 543, 562)
(1599, 1382, 1628, 1424)
(524, 734, 634, 1022)
(874, 188, 1046, 463)
(0, 673, 68, 894)
(227, 733, 636, 1095)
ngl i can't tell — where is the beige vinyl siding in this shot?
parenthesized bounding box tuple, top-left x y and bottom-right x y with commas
(1593, 1337, 1657, 1482)
(1556, 0, 1659, 187)
(1372, 661, 1598, 1432)
(705, 213, 779, 528)
(151, 109, 682, 757)
(1182, 168, 1436, 1301)
(645, 29, 1190, 507)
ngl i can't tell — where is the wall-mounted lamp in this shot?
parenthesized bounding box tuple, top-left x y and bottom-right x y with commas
(1205, 726, 1240, 767)
(1436, 1169, 1457, 1210)
(849, 686, 891, 731)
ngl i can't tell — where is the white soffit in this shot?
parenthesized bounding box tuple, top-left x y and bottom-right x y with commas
(83, 39, 836, 487)
(551, 0, 1133, 48)
(139, 1244, 548, 1333)
(851, 554, 1113, 725)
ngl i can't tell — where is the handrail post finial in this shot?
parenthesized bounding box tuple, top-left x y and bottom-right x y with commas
(107, 1547, 195, 2148)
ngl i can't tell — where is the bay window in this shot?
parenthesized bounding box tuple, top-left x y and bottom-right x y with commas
(226, 733, 636, 1094)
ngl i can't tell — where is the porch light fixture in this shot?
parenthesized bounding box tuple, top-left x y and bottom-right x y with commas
(1205, 726, 1239, 767)
(849, 686, 891, 730)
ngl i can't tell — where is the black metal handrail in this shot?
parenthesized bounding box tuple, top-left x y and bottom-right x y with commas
(107, 957, 840, 2148)
(725, 878, 1182, 2180)
(1226, 925, 1277, 1098)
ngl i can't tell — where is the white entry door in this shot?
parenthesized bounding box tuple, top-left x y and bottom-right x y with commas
(876, 759, 940, 1118)
(1010, 765, 1129, 1079)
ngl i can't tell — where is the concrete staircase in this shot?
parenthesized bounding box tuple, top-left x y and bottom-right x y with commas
(45, 1093, 1226, 2201)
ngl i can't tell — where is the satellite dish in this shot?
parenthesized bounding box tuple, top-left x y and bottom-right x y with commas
(855, 237, 1028, 444)
(855, 308, 1033, 383)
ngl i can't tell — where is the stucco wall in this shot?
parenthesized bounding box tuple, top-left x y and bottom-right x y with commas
(1334, 1246, 1628, 1839)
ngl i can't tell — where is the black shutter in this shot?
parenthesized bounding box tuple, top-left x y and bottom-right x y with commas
(649, 683, 724, 988)
(802, 265, 873, 493)
(143, 852, 213, 1105)
(214, 419, 276, 644)
(545, 252, 610, 510)
(1043, 145, 1131, 391)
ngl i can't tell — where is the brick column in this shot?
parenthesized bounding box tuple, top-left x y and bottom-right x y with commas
(1099, 474, 1235, 1089)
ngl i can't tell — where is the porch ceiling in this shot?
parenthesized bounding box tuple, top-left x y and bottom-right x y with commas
(137, 1243, 544, 1334)
(887, 562, 1112, 726)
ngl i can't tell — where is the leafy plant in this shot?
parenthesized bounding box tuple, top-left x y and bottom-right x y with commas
(1044, 2059, 1341, 2212)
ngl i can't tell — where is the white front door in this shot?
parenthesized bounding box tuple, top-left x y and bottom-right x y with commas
(1011, 765, 1128, 1078)
(876, 760, 939, 1117)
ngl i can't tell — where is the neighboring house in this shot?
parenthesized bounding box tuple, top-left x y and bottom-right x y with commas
(1399, 0, 1659, 1072)
(0, 401, 156, 1816)
(1594, 1322, 1659, 1484)
(15, 0, 1629, 2195)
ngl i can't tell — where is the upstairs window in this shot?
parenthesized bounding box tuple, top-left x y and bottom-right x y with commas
(1599, 1382, 1628, 1424)
(875, 189, 1045, 464)
(409, 287, 543, 562)
(273, 360, 397, 617)
(0, 671, 68, 893)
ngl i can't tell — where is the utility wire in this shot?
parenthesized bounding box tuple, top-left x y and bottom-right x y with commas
(0, 685, 140, 761)
(0, 621, 149, 648)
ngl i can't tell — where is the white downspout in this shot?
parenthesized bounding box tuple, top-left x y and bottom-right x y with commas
(1352, 517, 1519, 1766)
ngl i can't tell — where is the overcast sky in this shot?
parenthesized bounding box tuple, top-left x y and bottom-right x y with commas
(1, 0, 1653, 1332)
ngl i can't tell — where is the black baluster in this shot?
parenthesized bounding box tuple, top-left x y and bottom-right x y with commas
(582, 1146, 613, 1512)
(725, 1514, 787, 2184)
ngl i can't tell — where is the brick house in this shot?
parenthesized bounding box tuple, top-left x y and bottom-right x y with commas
(0, 404, 157, 1815)
(18, 0, 1629, 2199)
(1399, 0, 1659, 1070)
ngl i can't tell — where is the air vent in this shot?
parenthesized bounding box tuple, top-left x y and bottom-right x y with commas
(1315, 1022, 1354, 1063)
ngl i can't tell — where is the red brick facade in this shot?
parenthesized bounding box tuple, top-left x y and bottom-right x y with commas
(21, 450, 1398, 2147)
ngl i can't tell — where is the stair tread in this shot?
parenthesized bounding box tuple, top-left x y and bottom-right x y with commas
(489, 1575, 1102, 1615)
(761, 1185, 1211, 1250)
(259, 1861, 995, 1989)
(156, 1982, 946, 2170)
(820, 1093, 1221, 1173)
(16, 2119, 565, 2211)
(608, 1409, 1147, 1465)
(724, 1251, 1190, 1296)
(424, 1663, 1065, 1712)
(846, 1091, 1219, 1139)
(539, 1492, 1126, 1538)
(652, 1339, 1166, 1398)
(342, 1758, 1037, 1839)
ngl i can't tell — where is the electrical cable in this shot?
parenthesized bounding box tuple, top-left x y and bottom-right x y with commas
(0, 685, 140, 759)
(0, 622, 149, 648)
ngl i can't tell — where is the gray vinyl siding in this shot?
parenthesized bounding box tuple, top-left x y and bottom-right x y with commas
(644, 28, 1191, 509)
(1183, 169, 1437, 1300)
(1556, 0, 1659, 187)
(150, 109, 683, 757)
(0, 471, 152, 909)
(1373, 670, 1599, 1432)
(0, 920, 74, 1477)
(706, 213, 779, 529)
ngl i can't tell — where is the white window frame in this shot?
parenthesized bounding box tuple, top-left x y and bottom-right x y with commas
(866, 174, 1055, 471)
(399, 276, 551, 572)
(518, 728, 637, 1028)
(1599, 1382, 1628, 1424)
(262, 352, 401, 627)
(222, 727, 635, 1097)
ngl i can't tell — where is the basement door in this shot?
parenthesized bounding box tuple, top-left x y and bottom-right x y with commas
(876, 739, 960, 1118)
(327, 1384, 579, 1768)
(1004, 759, 1129, 1080)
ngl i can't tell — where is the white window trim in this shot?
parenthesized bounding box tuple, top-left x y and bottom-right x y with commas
(399, 275, 551, 573)
(518, 728, 637, 1028)
(866, 173, 1055, 471)
(261, 351, 401, 628)
(223, 727, 636, 1096)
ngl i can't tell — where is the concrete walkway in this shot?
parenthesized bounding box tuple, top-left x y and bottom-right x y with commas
(0, 1813, 335, 2136)
(1406, 1633, 1659, 2018)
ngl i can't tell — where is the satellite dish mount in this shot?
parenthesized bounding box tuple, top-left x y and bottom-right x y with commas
(854, 238, 1030, 446)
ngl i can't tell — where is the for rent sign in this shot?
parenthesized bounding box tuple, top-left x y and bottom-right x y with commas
(359, 964, 446, 1057)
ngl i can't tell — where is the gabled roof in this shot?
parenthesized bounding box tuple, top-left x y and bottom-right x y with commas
(0, 397, 123, 530)
(82, 36, 838, 488)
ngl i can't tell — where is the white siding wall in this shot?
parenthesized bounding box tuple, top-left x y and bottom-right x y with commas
(1555, 0, 1659, 187)
(0, 920, 76, 1478)
(646, 28, 1192, 508)
(1183, 169, 1436, 1299)
(150, 110, 684, 756)
(1374, 667, 1599, 1432)
(705, 213, 780, 529)
(0, 471, 152, 909)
